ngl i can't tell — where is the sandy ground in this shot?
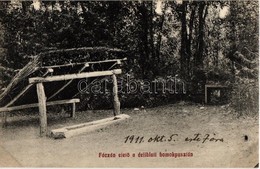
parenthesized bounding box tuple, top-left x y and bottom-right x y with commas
(0, 103, 258, 167)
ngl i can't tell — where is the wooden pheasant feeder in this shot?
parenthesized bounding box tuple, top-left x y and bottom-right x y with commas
(0, 47, 128, 137)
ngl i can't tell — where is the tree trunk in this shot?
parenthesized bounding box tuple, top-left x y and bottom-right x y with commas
(180, 1, 189, 80)
(187, 3, 196, 77)
(138, 2, 151, 78)
(155, 2, 167, 67)
(194, 2, 207, 68)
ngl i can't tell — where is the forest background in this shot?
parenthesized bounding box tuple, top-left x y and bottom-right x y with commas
(0, 0, 258, 116)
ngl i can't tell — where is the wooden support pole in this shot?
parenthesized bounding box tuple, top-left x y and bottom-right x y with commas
(2, 112, 7, 128)
(205, 85, 207, 104)
(112, 73, 120, 116)
(36, 83, 47, 137)
(71, 102, 76, 118)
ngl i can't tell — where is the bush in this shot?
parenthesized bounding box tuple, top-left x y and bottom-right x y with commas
(76, 75, 186, 110)
(230, 78, 258, 116)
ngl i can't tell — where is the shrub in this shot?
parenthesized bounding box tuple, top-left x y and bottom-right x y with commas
(230, 78, 258, 116)
(76, 75, 186, 110)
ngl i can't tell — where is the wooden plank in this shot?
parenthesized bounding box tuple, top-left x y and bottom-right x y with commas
(112, 74, 120, 116)
(50, 114, 130, 139)
(29, 69, 122, 84)
(36, 83, 47, 137)
(0, 99, 80, 112)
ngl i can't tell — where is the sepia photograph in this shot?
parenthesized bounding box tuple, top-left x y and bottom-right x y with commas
(0, 0, 258, 167)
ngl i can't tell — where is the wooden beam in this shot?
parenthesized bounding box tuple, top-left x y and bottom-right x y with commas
(39, 47, 125, 56)
(86, 57, 127, 64)
(112, 74, 120, 116)
(40, 58, 127, 69)
(41, 63, 89, 69)
(36, 83, 47, 137)
(0, 99, 80, 112)
(29, 69, 122, 84)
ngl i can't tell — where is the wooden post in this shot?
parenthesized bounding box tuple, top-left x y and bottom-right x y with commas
(112, 73, 120, 116)
(71, 102, 76, 118)
(205, 85, 207, 104)
(2, 112, 7, 128)
(36, 83, 47, 137)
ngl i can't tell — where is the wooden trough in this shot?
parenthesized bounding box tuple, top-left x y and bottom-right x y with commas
(50, 114, 130, 139)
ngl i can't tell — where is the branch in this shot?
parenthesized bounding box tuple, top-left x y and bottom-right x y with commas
(244, 47, 258, 57)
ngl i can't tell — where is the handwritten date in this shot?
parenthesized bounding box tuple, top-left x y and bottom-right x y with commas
(125, 134, 178, 143)
(124, 133, 223, 144)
